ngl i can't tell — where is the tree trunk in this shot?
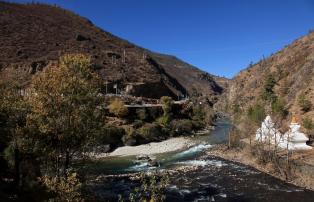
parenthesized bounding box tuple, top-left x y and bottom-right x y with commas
(65, 150, 70, 172)
(14, 147, 20, 188)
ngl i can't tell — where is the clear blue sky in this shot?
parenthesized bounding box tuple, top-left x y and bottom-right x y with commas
(12, 0, 314, 78)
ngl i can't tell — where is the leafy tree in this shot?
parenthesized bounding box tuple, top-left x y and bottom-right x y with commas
(298, 93, 312, 112)
(108, 98, 128, 118)
(27, 54, 104, 175)
(261, 74, 277, 102)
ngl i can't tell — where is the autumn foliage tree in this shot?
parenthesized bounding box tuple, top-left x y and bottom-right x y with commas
(27, 54, 104, 176)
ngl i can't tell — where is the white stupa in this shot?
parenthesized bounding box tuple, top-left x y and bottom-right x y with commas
(283, 116, 312, 150)
(255, 115, 312, 150)
(256, 115, 282, 144)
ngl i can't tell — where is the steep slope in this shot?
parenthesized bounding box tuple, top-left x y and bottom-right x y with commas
(0, 2, 226, 99)
(226, 32, 314, 119)
(150, 53, 225, 97)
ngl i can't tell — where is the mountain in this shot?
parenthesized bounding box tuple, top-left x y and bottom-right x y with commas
(225, 31, 314, 119)
(0, 2, 226, 100)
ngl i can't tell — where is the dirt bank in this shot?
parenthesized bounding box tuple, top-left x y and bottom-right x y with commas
(206, 144, 314, 191)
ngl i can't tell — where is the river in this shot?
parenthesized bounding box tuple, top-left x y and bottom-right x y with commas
(87, 119, 314, 201)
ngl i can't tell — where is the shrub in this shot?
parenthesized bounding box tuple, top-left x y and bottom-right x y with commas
(261, 74, 277, 102)
(138, 123, 162, 141)
(171, 119, 193, 135)
(302, 117, 314, 140)
(122, 126, 137, 146)
(133, 119, 144, 129)
(156, 115, 170, 127)
(229, 127, 241, 148)
(298, 93, 312, 112)
(192, 104, 205, 121)
(94, 125, 125, 146)
(247, 104, 266, 125)
(40, 172, 83, 202)
(160, 96, 173, 116)
(271, 98, 288, 118)
(120, 172, 169, 202)
(232, 103, 241, 115)
(123, 125, 136, 138)
(136, 108, 147, 121)
(303, 117, 314, 130)
(108, 98, 128, 117)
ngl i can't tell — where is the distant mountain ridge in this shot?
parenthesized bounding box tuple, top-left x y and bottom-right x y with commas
(0, 1, 227, 100)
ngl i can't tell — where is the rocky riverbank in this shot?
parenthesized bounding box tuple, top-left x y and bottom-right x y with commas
(206, 144, 314, 191)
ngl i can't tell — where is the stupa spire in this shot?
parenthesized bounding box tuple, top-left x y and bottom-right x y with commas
(291, 114, 298, 124)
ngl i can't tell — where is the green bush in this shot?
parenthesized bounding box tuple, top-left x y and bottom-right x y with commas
(261, 74, 277, 102)
(171, 119, 193, 135)
(192, 105, 205, 121)
(271, 98, 287, 117)
(95, 125, 125, 145)
(302, 117, 314, 140)
(138, 123, 162, 141)
(303, 117, 314, 130)
(298, 93, 312, 112)
(156, 115, 170, 127)
(136, 108, 147, 121)
(160, 96, 173, 116)
(122, 125, 138, 145)
(247, 104, 266, 125)
(123, 125, 136, 138)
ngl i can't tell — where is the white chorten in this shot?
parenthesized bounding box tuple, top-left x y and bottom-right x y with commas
(255, 115, 312, 150)
(256, 115, 282, 144)
(283, 116, 312, 150)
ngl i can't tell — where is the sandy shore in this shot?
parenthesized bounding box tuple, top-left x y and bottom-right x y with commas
(91, 137, 196, 158)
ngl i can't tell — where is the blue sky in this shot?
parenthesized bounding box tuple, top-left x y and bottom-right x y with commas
(11, 0, 314, 78)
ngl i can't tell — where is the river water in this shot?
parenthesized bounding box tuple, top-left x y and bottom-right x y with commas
(88, 119, 314, 201)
